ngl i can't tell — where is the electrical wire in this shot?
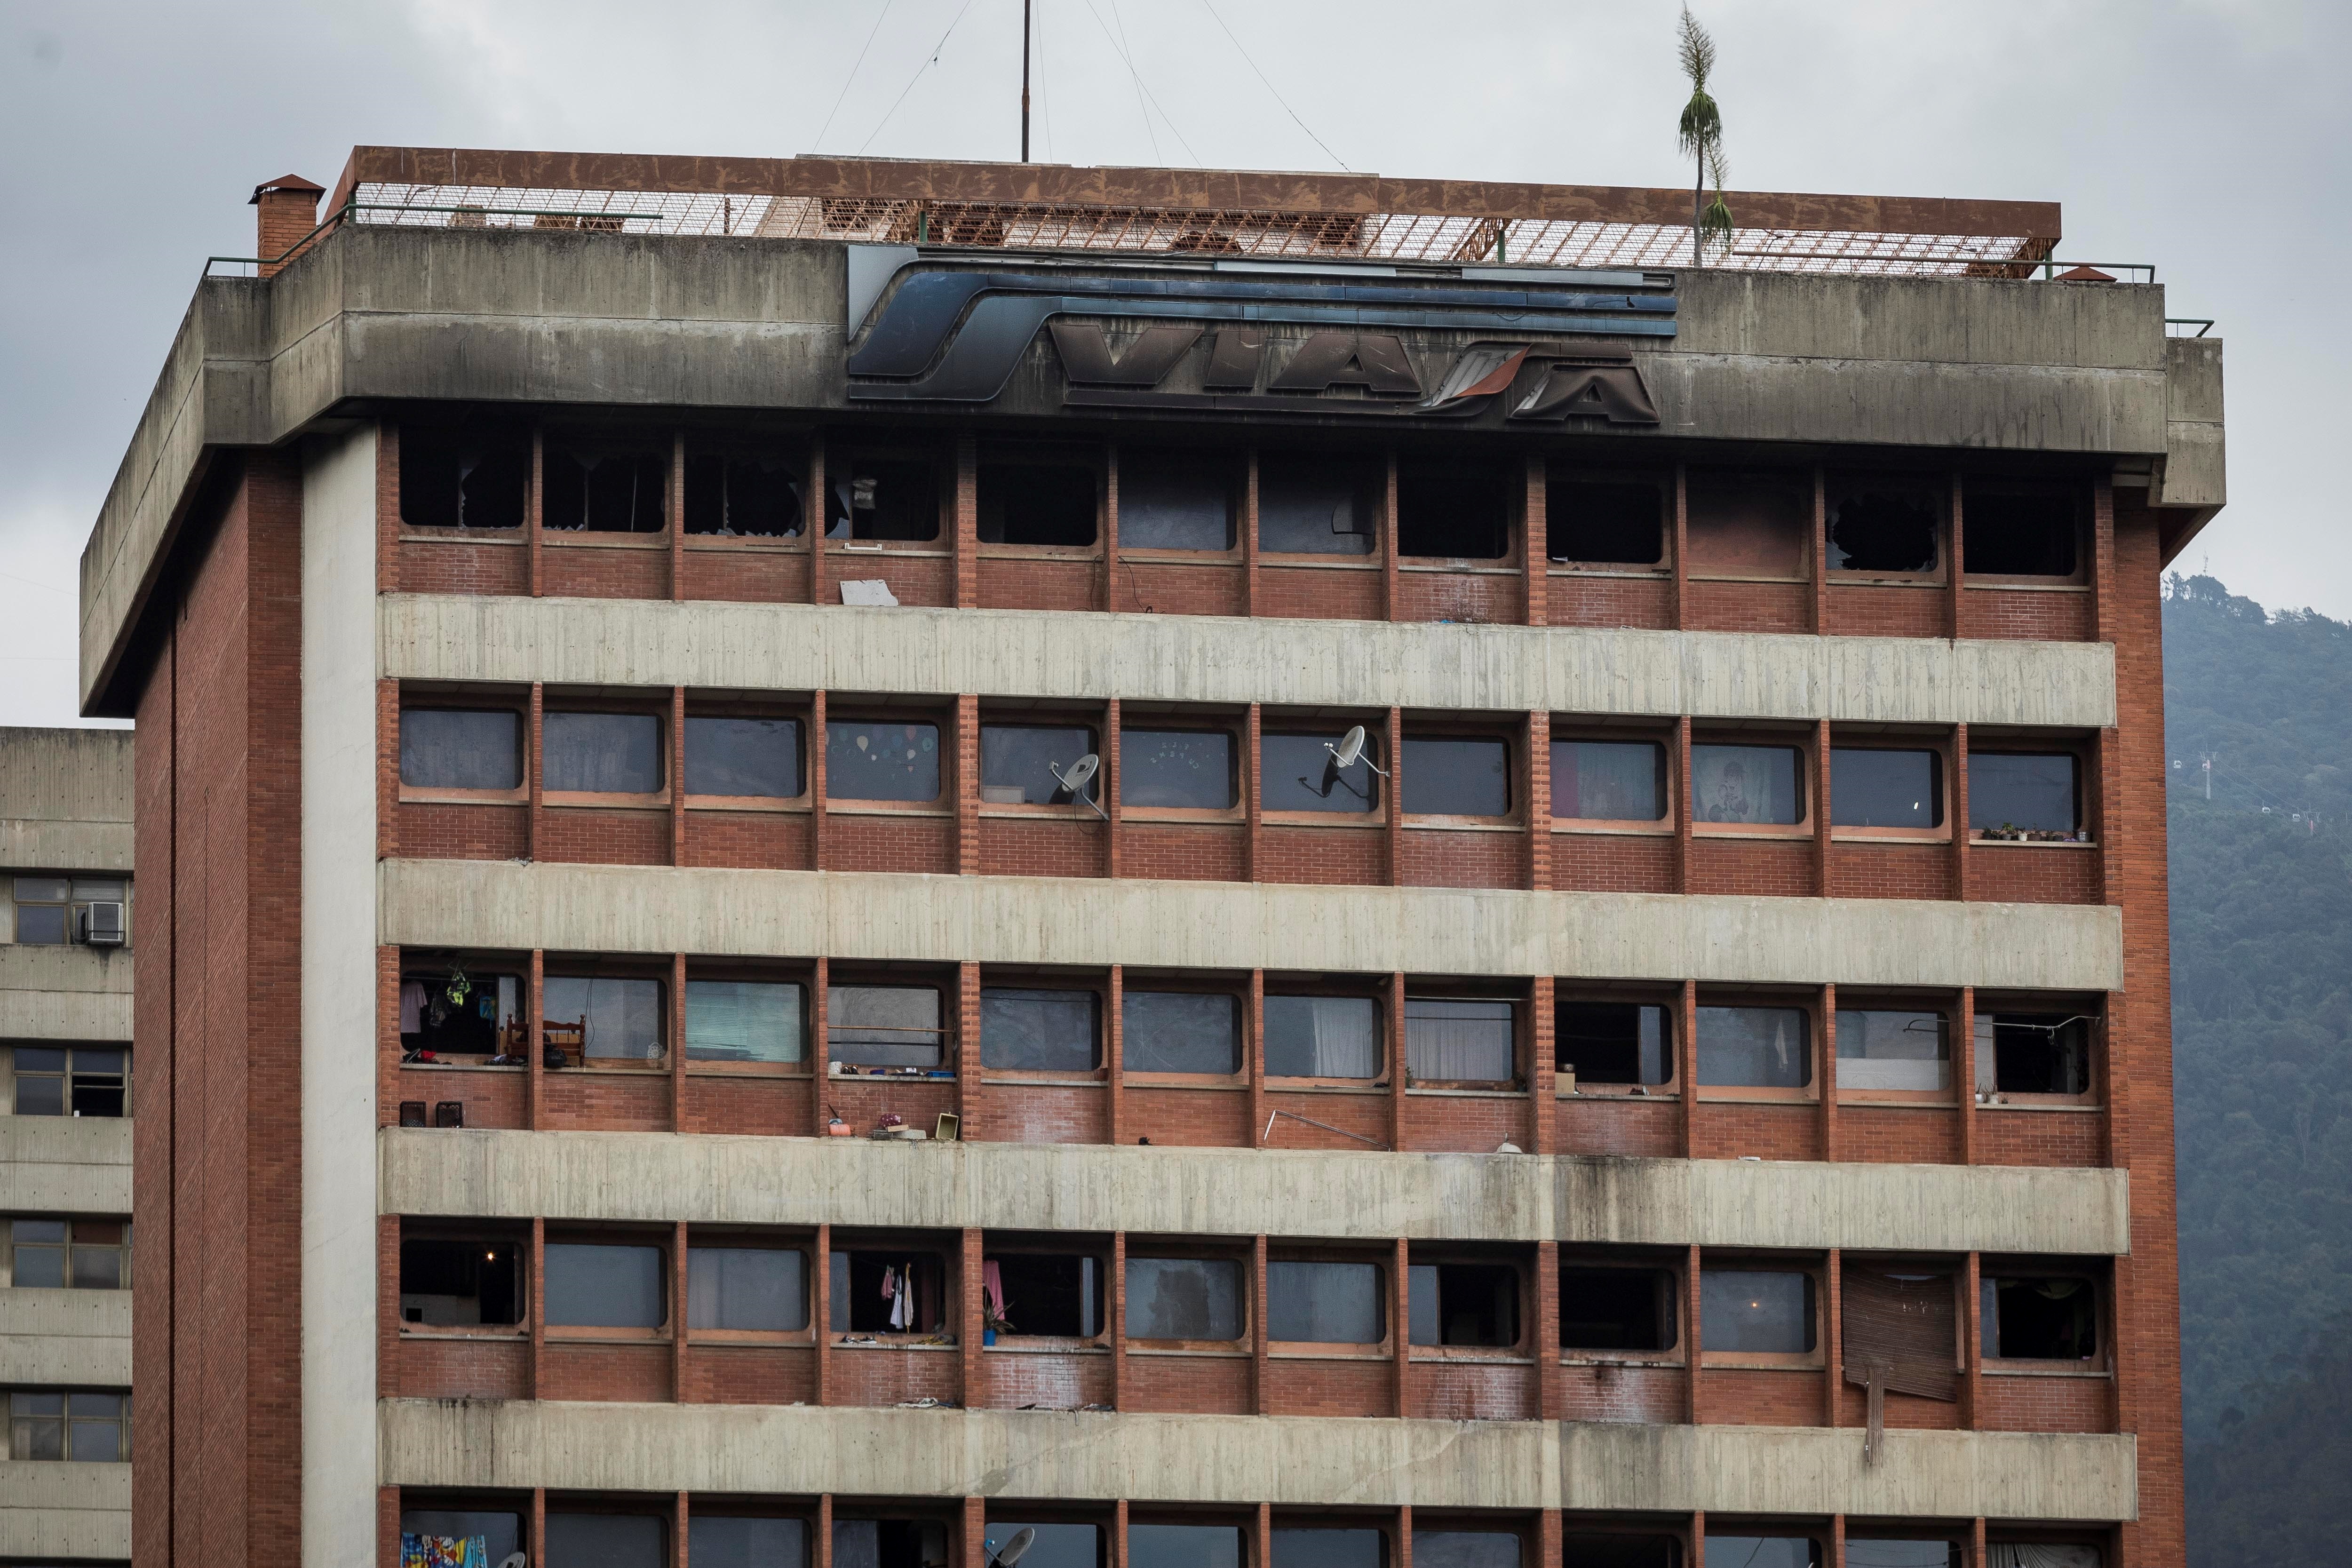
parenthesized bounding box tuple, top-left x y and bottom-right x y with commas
(859, 0, 985, 156)
(1107, 0, 1161, 165)
(1076, 0, 1199, 165)
(1195, 0, 1353, 173)
(1035, 0, 1055, 160)
(813, 0, 898, 153)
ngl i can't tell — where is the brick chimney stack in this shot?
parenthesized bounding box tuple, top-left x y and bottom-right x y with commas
(250, 174, 326, 278)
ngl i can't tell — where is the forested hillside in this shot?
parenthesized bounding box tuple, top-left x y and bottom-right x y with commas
(2164, 574, 2352, 1562)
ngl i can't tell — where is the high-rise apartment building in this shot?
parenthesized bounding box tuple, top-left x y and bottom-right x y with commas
(79, 149, 2224, 1568)
(0, 726, 135, 1566)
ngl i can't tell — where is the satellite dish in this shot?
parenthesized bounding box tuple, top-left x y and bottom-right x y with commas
(1049, 754, 1111, 820)
(993, 1529, 1039, 1568)
(1325, 725, 1390, 777)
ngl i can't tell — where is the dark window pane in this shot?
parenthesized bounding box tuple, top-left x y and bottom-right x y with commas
(404, 1511, 525, 1567)
(1263, 995, 1378, 1079)
(828, 720, 942, 802)
(1273, 1529, 1383, 1568)
(1406, 998, 1515, 1082)
(689, 1246, 807, 1331)
(1693, 744, 1803, 825)
(986, 1523, 1100, 1568)
(981, 724, 1098, 805)
(1126, 1257, 1242, 1340)
(826, 458, 941, 541)
(1121, 450, 1235, 550)
(1828, 476, 1941, 573)
(1964, 484, 2078, 577)
(1982, 1276, 2098, 1360)
(543, 976, 664, 1061)
(1121, 991, 1242, 1075)
(543, 435, 667, 533)
(72, 1246, 123, 1290)
(544, 712, 663, 794)
(1408, 1262, 1518, 1346)
(1560, 1533, 1679, 1568)
(398, 423, 528, 530)
(1555, 1002, 1670, 1085)
(1259, 453, 1377, 555)
(833, 1253, 947, 1335)
(1403, 737, 1510, 817)
(69, 1399, 125, 1462)
(1560, 1267, 1677, 1352)
(405, 970, 521, 1056)
(834, 1520, 953, 1568)
(1267, 1260, 1384, 1344)
(685, 445, 804, 537)
(1549, 475, 1665, 565)
(693, 1516, 810, 1568)
(14, 877, 67, 903)
(1700, 1541, 1817, 1568)
(981, 987, 1100, 1072)
(1700, 1269, 1816, 1353)
(400, 709, 523, 790)
(686, 716, 802, 798)
(1845, 1543, 1960, 1568)
(1971, 754, 2080, 836)
(1686, 469, 1807, 579)
(978, 458, 1097, 546)
(14, 904, 67, 945)
(1977, 1012, 2091, 1096)
(398, 1237, 522, 1326)
(828, 985, 944, 1068)
(1415, 1535, 1520, 1568)
(1129, 1526, 1244, 1568)
(686, 980, 804, 1063)
(13, 1066, 65, 1114)
(1262, 732, 1380, 813)
(1121, 730, 1236, 810)
(543, 1242, 664, 1329)
(1832, 748, 1943, 829)
(1837, 1010, 1948, 1092)
(546, 1512, 665, 1568)
(1697, 1006, 1811, 1088)
(1551, 740, 1666, 821)
(12, 1238, 64, 1288)
(1397, 458, 1511, 559)
(986, 1253, 1102, 1337)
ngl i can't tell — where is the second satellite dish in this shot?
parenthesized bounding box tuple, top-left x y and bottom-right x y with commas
(1326, 724, 1390, 776)
(1049, 753, 1111, 819)
(991, 1530, 1039, 1568)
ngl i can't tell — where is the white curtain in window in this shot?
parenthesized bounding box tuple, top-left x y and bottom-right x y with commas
(1406, 1000, 1515, 1082)
(1986, 1549, 2098, 1568)
(1309, 997, 1377, 1078)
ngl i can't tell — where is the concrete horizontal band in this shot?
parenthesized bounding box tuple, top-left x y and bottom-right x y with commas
(380, 593, 2119, 730)
(0, 1286, 131, 1385)
(380, 1130, 2133, 1257)
(380, 859, 2127, 994)
(0, 1118, 131, 1213)
(377, 1399, 2137, 1522)
(0, 1460, 130, 1562)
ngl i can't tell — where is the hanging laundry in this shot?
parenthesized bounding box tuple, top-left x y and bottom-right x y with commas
(400, 979, 427, 1035)
(983, 1259, 1005, 1320)
(403, 1534, 488, 1568)
(881, 1266, 898, 1299)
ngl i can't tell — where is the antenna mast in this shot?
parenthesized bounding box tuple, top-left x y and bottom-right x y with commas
(1021, 0, 1033, 161)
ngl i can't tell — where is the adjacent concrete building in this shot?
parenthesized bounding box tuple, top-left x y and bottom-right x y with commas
(0, 726, 134, 1566)
(80, 148, 2223, 1568)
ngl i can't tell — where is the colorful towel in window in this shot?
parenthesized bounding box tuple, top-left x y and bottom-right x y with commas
(402, 1534, 490, 1568)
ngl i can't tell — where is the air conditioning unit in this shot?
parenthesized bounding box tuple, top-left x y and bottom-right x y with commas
(77, 902, 126, 947)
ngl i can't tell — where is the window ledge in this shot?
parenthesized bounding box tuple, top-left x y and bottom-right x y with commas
(683, 1065, 814, 1079)
(826, 542, 950, 558)
(1830, 833, 1952, 846)
(1125, 1345, 1251, 1359)
(827, 1065, 957, 1081)
(1559, 1086, 1678, 1102)
(1691, 826, 1812, 841)
(684, 797, 811, 814)
(1963, 579, 2090, 593)
(1267, 1347, 1392, 1362)
(1258, 813, 1387, 830)
(1396, 562, 1519, 577)
(1116, 550, 1243, 568)
(1265, 1081, 1386, 1096)
(1699, 1357, 1824, 1372)
(687, 1332, 816, 1346)
(1561, 1354, 1684, 1370)
(823, 802, 953, 819)
(1409, 1351, 1534, 1366)
(397, 789, 528, 808)
(1833, 1094, 1957, 1110)
(396, 1060, 525, 1075)
(985, 1341, 1112, 1355)
(1687, 572, 1808, 587)
(397, 1327, 529, 1341)
(978, 1076, 1106, 1089)
(1693, 1092, 1819, 1106)
(1547, 566, 1669, 580)
(1980, 1362, 2112, 1378)
(1974, 1098, 2103, 1113)
(1401, 818, 1524, 833)
(1258, 555, 1381, 571)
(682, 535, 809, 552)
(977, 806, 1107, 822)
(1123, 1076, 1248, 1092)
(544, 1331, 673, 1345)
(975, 545, 1104, 563)
(1404, 1086, 1524, 1099)
(542, 796, 669, 812)
(400, 530, 526, 546)
(1118, 808, 1246, 826)
(1551, 821, 1674, 837)
(833, 1337, 959, 1351)
(1970, 836, 2097, 849)
(541, 531, 668, 549)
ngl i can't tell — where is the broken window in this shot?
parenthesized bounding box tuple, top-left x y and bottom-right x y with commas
(1414, 1533, 1519, 1568)
(1126, 1257, 1244, 1341)
(7, 1218, 128, 1289)
(1273, 1530, 1383, 1568)
(1551, 739, 1668, 822)
(543, 711, 663, 795)
(981, 987, 1100, 1072)
(1555, 1002, 1672, 1086)
(827, 456, 943, 541)
(401, 965, 523, 1059)
(1130, 1526, 1244, 1568)
(986, 1523, 1101, 1568)
(1409, 1261, 1519, 1347)
(1700, 1268, 1817, 1354)
(836, 1520, 951, 1568)
(1685, 469, 1808, 580)
(1963, 482, 2080, 577)
(1696, 1006, 1811, 1089)
(685, 980, 804, 1065)
(1120, 448, 1237, 551)
(1692, 743, 1804, 827)
(685, 716, 802, 798)
(1971, 753, 2081, 839)
(1263, 994, 1379, 1080)
(1548, 470, 1666, 566)
(1558, 1266, 1677, 1353)
(689, 1245, 808, 1332)
(1121, 990, 1242, 1075)
(1836, 1010, 1949, 1093)
(695, 1517, 810, 1568)
(1831, 748, 1944, 829)
(1845, 1543, 1961, 1568)
(543, 432, 667, 533)
(403, 1510, 524, 1568)
(827, 719, 942, 802)
(1405, 997, 1515, 1083)
(978, 449, 1098, 547)
(544, 1241, 665, 1329)
(1559, 1535, 1680, 1568)
(1121, 730, 1237, 810)
(1699, 1540, 1818, 1568)
(685, 439, 804, 537)
(828, 984, 945, 1068)
(981, 724, 1099, 805)
(400, 708, 524, 791)
(398, 1236, 523, 1327)
(399, 422, 529, 530)
(1266, 1260, 1385, 1345)
(542, 976, 665, 1064)
(1262, 731, 1381, 814)
(1396, 456, 1512, 559)
(1841, 1269, 1958, 1416)
(1975, 1012, 2092, 1097)
(1402, 737, 1511, 817)
(1257, 452, 1378, 556)
(13, 876, 127, 947)
(830, 1250, 948, 1334)
(1828, 475, 1943, 574)
(546, 1513, 665, 1568)
(9, 1391, 128, 1461)
(1981, 1275, 2098, 1361)
(7, 1044, 127, 1116)
(985, 1252, 1104, 1338)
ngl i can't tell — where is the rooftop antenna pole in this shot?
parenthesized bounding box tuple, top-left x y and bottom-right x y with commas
(1021, 0, 1033, 161)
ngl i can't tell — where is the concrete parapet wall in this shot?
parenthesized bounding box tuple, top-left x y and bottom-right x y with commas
(0, 1458, 131, 1561)
(0, 1116, 133, 1212)
(0, 1286, 132, 1385)
(0, 944, 133, 1041)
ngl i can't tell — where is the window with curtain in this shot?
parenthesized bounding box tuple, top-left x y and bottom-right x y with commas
(400, 708, 522, 790)
(1121, 991, 1242, 1075)
(828, 985, 945, 1068)
(688, 1246, 807, 1332)
(543, 1242, 665, 1329)
(1696, 1005, 1810, 1089)
(685, 980, 803, 1064)
(542, 975, 665, 1061)
(1263, 994, 1379, 1079)
(1405, 997, 1515, 1082)
(685, 716, 802, 798)
(543, 711, 663, 794)
(1550, 739, 1667, 821)
(1266, 1260, 1384, 1344)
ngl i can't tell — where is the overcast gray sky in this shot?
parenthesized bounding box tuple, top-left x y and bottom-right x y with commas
(2, 0, 2342, 726)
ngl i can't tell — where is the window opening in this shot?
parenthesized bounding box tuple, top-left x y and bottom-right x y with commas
(835, 1521, 953, 1568)
(1559, 1266, 1676, 1352)
(828, 985, 946, 1068)
(1555, 1002, 1671, 1087)
(686, 716, 802, 798)
(1975, 1012, 2092, 1096)
(1963, 483, 2079, 577)
(1548, 472, 1665, 565)
(695, 1517, 810, 1568)
(1841, 1268, 1959, 1430)
(1129, 1526, 1245, 1568)
(1981, 1275, 2098, 1360)
(1971, 753, 2082, 840)
(8, 1044, 127, 1116)
(685, 441, 804, 537)
(1828, 475, 1942, 573)
(1258, 452, 1378, 555)
(398, 1236, 523, 1326)
(543, 711, 663, 795)
(546, 1513, 665, 1568)
(402, 1510, 524, 1568)
(1409, 1261, 1518, 1347)
(1697, 1006, 1811, 1089)
(1699, 1540, 1818, 1568)
(542, 975, 665, 1063)
(981, 987, 1100, 1072)
(685, 980, 804, 1064)
(1414, 1534, 1520, 1568)
(1121, 730, 1236, 810)
(14, 876, 127, 947)
(981, 724, 1099, 805)
(1559, 1535, 1680, 1568)
(1402, 736, 1510, 817)
(1266, 1259, 1385, 1344)
(399, 423, 528, 529)
(9, 1390, 128, 1461)
(1692, 744, 1804, 826)
(1121, 449, 1236, 551)
(1406, 998, 1515, 1083)
(1831, 748, 1943, 829)
(401, 965, 523, 1060)
(826, 457, 942, 541)
(827, 719, 942, 802)
(1261, 731, 1381, 814)
(1551, 739, 1667, 821)
(1685, 469, 1807, 579)
(1700, 1268, 1817, 1354)
(985, 1523, 1102, 1568)
(689, 1245, 809, 1332)
(400, 708, 523, 791)
(1121, 990, 1242, 1075)
(543, 1242, 665, 1329)
(831, 1251, 950, 1334)
(978, 453, 1098, 547)
(1126, 1256, 1243, 1341)
(984, 1252, 1103, 1337)
(7, 1218, 129, 1289)
(1263, 994, 1379, 1079)
(1836, 1010, 1948, 1092)
(1397, 457, 1511, 559)
(1273, 1529, 1384, 1568)
(543, 433, 667, 533)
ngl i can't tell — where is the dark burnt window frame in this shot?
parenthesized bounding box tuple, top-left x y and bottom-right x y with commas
(1552, 985, 1680, 1098)
(1831, 990, 1959, 1106)
(825, 962, 960, 1075)
(1545, 463, 1672, 576)
(1960, 473, 2091, 586)
(1978, 1255, 2112, 1372)
(683, 959, 815, 1078)
(977, 439, 1105, 555)
(539, 693, 670, 807)
(684, 1224, 818, 1344)
(395, 416, 532, 533)
(978, 968, 1108, 1082)
(1968, 732, 2098, 848)
(1407, 1245, 1531, 1360)
(1556, 1248, 1686, 1367)
(397, 946, 530, 1066)
(1123, 1240, 1254, 1352)
(823, 430, 952, 551)
(823, 699, 956, 815)
(1113, 444, 1243, 557)
(395, 685, 531, 805)
(1393, 450, 1521, 566)
(1828, 728, 1953, 844)
(1402, 981, 1526, 1091)
(1398, 718, 1519, 825)
(541, 423, 673, 536)
(1555, 1524, 1689, 1568)
(1693, 988, 1821, 1104)
(1683, 465, 1812, 585)
(683, 696, 812, 812)
(1689, 724, 1816, 841)
(1697, 1250, 1827, 1371)
(1116, 971, 1251, 1085)
(1258, 710, 1389, 827)
(540, 955, 672, 1073)
(1117, 705, 1247, 822)
(1549, 721, 1676, 834)
(828, 1230, 960, 1341)
(977, 701, 1107, 817)
(1255, 447, 1385, 563)
(1972, 992, 2105, 1109)
(1264, 1244, 1394, 1359)
(1825, 469, 1947, 584)
(682, 426, 815, 546)
(1695, 1528, 1823, 1568)
(1260, 974, 1388, 1090)
(396, 1219, 531, 1337)
(981, 1232, 1113, 1347)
